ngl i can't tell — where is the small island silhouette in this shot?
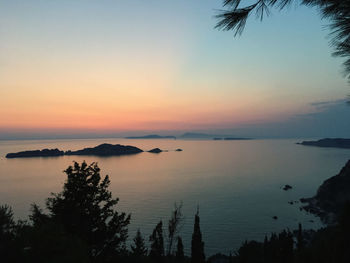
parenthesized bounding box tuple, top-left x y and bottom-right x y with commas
(6, 143, 143, 158)
(148, 148, 162, 153)
(5, 144, 184, 158)
(5, 149, 65, 158)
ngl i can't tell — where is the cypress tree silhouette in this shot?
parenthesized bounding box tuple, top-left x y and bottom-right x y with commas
(191, 211, 205, 263)
(296, 223, 306, 263)
(263, 235, 268, 262)
(131, 229, 147, 257)
(297, 223, 304, 251)
(175, 237, 185, 261)
(149, 220, 165, 263)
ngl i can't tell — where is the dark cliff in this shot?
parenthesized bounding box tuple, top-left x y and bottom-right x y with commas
(301, 160, 350, 223)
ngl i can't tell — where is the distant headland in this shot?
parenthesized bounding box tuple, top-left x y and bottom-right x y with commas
(297, 138, 350, 149)
(301, 159, 350, 224)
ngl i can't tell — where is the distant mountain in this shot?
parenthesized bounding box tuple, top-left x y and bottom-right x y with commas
(297, 138, 350, 149)
(223, 137, 252, 140)
(179, 132, 251, 140)
(125, 134, 176, 139)
(179, 132, 215, 138)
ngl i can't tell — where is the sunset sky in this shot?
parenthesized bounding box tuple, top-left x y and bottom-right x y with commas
(0, 0, 349, 139)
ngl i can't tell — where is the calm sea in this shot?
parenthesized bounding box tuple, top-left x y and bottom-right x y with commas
(0, 138, 349, 255)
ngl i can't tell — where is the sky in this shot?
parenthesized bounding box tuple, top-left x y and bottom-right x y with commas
(0, 0, 349, 139)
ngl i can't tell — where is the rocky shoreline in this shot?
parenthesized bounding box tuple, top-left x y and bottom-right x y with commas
(300, 159, 350, 224)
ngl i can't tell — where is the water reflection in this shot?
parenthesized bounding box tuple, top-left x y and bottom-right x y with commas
(0, 138, 349, 255)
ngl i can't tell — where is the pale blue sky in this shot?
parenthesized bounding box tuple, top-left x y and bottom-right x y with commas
(0, 0, 348, 139)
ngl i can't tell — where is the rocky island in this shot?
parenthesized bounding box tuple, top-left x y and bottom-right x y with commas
(65, 143, 143, 156)
(148, 148, 162, 153)
(6, 144, 143, 158)
(297, 138, 350, 149)
(301, 159, 350, 224)
(283, 184, 293, 191)
(6, 149, 64, 158)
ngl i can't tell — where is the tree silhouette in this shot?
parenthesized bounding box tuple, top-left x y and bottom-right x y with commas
(0, 205, 15, 242)
(191, 211, 205, 263)
(167, 202, 184, 256)
(175, 237, 185, 262)
(131, 229, 148, 257)
(278, 230, 294, 263)
(297, 223, 304, 251)
(149, 221, 165, 263)
(296, 223, 306, 263)
(38, 161, 130, 262)
(21, 222, 89, 263)
(0, 205, 16, 262)
(236, 240, 264, 263)
(216, 0, 350, 80)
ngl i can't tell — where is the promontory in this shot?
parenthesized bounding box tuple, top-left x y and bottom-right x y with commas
(297, 138, 350, 149)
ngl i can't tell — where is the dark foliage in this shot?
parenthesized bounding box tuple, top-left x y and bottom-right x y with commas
(131, 229, 148, 257)
(35, 161, 130, 262)
(296, 223, 304, 251)
(191, 212, 205, 263)
(21, 223, 89, 263)
(149, 221, 165, 263)
(46, 161, 130, 261)
(234, 230, 293, 263)
(0, 205, 16, 262)
(0, 205, 15, 243)
(167, 203, 184, 256)
(176, 237, 185, 262)
(230, 204, 350, 263)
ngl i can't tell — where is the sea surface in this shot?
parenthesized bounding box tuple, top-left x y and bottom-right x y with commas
(0, 138, 349, 256)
